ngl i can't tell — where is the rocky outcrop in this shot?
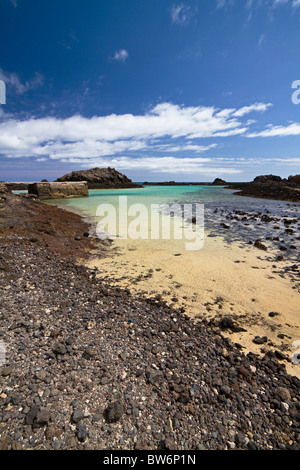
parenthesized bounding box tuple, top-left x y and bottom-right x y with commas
(56, 167, 142, 189)
(28, 182, 89, 200)
(253, 175, 282, 184)
(288, 175, 300, 186)
(211, 178, 227, 185)
(226, 174, 300, 203)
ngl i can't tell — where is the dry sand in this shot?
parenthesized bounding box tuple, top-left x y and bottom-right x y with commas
(85, 230, 300, 379)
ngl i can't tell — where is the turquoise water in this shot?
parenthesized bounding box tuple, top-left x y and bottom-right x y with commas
(45, 184, 299, 257)
(46, 184, 298, 221)
(46, 185, 234, 219)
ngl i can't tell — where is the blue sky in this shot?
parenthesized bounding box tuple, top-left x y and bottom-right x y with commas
(1, 0, 300, 182)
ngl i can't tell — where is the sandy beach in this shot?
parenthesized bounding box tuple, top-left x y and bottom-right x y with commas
(85, 229, 300, 378)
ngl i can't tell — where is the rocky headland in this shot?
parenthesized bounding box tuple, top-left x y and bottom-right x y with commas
(226, 175, 300, 203)
(0, 187, 300, 451)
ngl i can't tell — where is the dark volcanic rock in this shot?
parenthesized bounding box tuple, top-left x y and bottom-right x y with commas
(226, 174, 300, 202)
(253, 175, 282, 184)
(104, 400, 124, 423)
(212, 178, 227, 185)
(0, 191, 102, 259)
(56, 167, 142, 189)
(254, 240, 268, 251)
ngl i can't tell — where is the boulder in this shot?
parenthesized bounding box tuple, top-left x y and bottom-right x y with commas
(28, 182, 89, 200)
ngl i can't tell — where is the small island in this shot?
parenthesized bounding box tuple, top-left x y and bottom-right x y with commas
(56, 167, 143, 189)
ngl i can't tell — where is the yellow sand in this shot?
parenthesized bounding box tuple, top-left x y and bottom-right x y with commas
(85, 231, 300, 378)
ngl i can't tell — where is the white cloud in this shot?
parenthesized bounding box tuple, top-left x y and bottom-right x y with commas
(232, 102, 272, 117)
(0, 101, 271, 164)
(247, 122, 300, 137)
(112, 49, 129, 63)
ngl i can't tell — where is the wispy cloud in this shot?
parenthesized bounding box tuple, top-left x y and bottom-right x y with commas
(111, 49, 129, 63)
(218, 0, 300, 11)
(170, 4, 194, 25)
(0, 69, 44, 95)
(258, 33, 266, 46)
(8, 0, 17, 7)
(247, 122, 300, 137)
(232, 102, 272, 117)
(57, 32, 79, 50)
(216, 0, 236, 9)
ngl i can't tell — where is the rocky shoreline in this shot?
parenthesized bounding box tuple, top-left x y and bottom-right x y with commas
(1, 191, 300, 451)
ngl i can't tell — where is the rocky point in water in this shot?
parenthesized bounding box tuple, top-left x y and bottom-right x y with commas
(56, 167, 143, 189)
(226, 174, 300, 202)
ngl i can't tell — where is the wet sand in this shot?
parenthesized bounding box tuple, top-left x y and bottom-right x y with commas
(85, 231, 300, 379)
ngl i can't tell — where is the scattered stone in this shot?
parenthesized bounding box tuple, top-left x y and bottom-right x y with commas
(252, 336, 268, 345)
(268, 311, 279, 317)
(76, 423, 87, 442)
(71, 409, 85, 424)
(254, 240, 268, 251)
(52, 342, 67, 355)
(25, 405, 40, 425)
(104, 401, 124, 423)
